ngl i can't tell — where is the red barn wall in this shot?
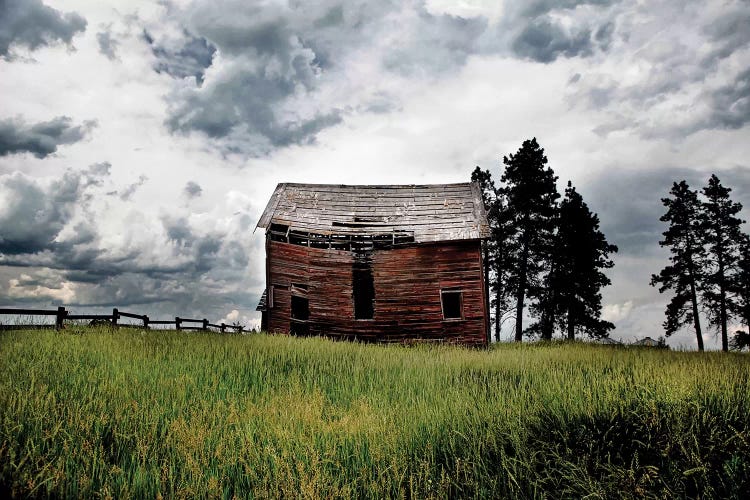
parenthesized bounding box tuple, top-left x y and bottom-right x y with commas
(265, 239, 488, 346)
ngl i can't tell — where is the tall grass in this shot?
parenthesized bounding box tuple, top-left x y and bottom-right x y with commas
(1, 327, 748, 498)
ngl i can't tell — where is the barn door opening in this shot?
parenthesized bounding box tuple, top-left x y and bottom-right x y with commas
(353, 255, 374, 320)
(290, 285, 310, 336)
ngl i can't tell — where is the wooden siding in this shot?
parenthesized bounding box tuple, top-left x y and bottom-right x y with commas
(265, 239, 488, 347)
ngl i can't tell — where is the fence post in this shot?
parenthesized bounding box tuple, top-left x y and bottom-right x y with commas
(143, 315, 149, 329)
(112, 308, 119, 327)
(221, 323, 226, 333)
(176, 317, 181, 330)
(56, 306, 66, 330)
(202, 319, 208, 330)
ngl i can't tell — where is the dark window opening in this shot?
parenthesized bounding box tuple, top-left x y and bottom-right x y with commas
(291, 295, 309, 320)
(441, 290, 463, 320)
(353, 261, 375, 320)
(290, 295, 310, 336)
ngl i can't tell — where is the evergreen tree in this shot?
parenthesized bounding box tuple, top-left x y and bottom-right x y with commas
(490, 193, 515, 341)
(471, 166, 515, 342)
(650, 181, 706, 351)
(548, 181, 617, 339)
(471, 166, 497, 339)
(701, 175, 745, 352)
(500, 138, 559, 341)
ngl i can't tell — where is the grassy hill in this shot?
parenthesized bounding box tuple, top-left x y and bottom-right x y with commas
(1, 327, 748, 498)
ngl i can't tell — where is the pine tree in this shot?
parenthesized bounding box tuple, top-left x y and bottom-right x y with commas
(471, 166, 497, 339)
(471, 166, 516, 342)
(701, 174, 745, 352)
(490, 193, 515, 341)
(548, 181, 617, 339)
(650, 181, 706, 351)
(500, 138, 559, 341)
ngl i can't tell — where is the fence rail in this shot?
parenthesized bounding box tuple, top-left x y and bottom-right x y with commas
(0, 306, 248, 333)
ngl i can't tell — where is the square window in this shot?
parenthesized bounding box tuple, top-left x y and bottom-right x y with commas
(441, 290, 463, 320)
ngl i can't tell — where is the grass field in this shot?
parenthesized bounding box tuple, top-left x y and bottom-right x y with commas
(1, 327, 748, 498)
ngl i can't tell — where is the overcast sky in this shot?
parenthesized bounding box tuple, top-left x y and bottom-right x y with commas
(1, 0, 748, 348)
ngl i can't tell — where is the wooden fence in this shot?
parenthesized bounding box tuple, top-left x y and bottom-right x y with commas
(0, 307, 247, 333)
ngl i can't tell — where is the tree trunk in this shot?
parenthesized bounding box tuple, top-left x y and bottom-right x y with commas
(566, 296, 575, 340)
(494, 284, 501, 342)
(718, 250, 728, 351)
(686, 253, 705, 352)
(514, 234, 529, 342)
(494, 240, 503, 342)
(541, 259, 557, 340)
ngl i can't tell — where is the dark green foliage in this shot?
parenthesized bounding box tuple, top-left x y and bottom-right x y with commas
(537, 181, 618, 340)
(700, 174, 745, 351)
(651, 181, 707, 351)
(730, 330, 750, 351)
(472, 139, 616, 342)
(499, 138, 560, 341)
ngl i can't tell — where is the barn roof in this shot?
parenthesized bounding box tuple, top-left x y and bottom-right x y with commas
(257, 182, 490, 243)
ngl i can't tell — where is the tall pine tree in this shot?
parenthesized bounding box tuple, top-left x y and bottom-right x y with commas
(490, 193, 515, 341)
(700, 174, 745, 352)
(650, 181, 706, 351)
(471, 166, 515, 341)
(547, 181, 617, 340)
(500, 138, 559, 341)
(471, 166, 497, 339)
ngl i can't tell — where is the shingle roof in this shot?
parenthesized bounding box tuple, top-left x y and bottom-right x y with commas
(256, 182, 490, 243)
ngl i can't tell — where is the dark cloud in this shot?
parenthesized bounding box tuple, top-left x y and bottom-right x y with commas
(166, 72, 342, 154)
(511, 19, 594, 63)
(184, 181, 202, 198)
(702, 7, 750, 62)
(0, 116, 96, 158)
(163, 216, 192, 246)
(701, 67, 750, 131)
(0, 0, 86, 59)
(581, 165, 750, 257)
(580, 167, 704, 256)
(0, 170, 84, 254)
(501, 0, 616, 63)
(143, 29, 216, 85)
(96, 28, 118, 60)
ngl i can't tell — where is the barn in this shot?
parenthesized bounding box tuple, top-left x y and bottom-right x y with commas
(255, 182, 491, 346)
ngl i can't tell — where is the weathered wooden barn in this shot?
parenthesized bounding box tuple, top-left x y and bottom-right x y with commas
(256, 183, 490, 346)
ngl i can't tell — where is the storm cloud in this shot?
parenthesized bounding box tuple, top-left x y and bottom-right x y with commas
(0, 170, 88, 254)
(0, 116, 96, 158)
(143, 29, 216, 85)
(0, 0, 86, 59)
